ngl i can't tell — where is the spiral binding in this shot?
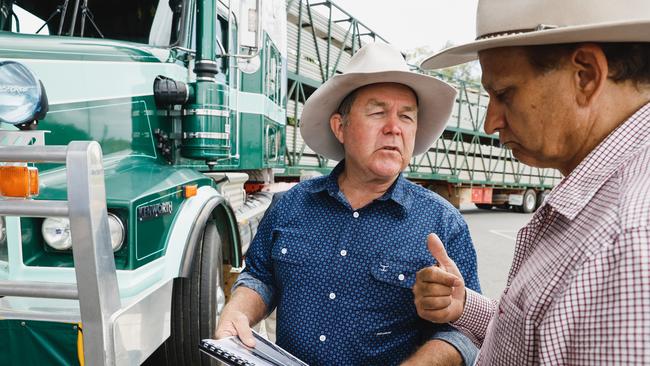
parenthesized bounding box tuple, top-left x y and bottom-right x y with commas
(201, 340, 256, 366)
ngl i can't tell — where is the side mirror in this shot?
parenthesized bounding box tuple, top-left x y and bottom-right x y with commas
(238, 0, 262, 52)
(0, 61, 48, 129)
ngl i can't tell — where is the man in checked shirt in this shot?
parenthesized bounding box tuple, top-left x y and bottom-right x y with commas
(414, 0, 650, 364)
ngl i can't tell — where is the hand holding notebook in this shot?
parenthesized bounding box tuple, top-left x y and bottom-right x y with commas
(200, 330, 309, 366)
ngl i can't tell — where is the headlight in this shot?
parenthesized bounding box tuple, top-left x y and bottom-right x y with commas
(0, 61, 48, 125)
(107, 213, 125, 251)
(42, 217, 72, 250)
(43, 214, 125, 251)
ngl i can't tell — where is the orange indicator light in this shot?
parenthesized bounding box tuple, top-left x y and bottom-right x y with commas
(184, 184, 198, 198)
(0, 166, 39, 198)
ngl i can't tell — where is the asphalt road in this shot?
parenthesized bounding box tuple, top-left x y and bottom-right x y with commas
(459, 204, 534, 299)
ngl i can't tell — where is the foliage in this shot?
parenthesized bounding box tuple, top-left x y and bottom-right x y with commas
(404, 43, 481, 85)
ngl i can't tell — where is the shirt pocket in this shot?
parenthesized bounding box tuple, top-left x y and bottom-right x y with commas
(270, 228, 320, 266)
(370, 257, 423, 289)
(480, 293, 530, 364)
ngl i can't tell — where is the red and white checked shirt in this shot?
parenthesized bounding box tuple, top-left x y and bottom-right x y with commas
(454, 103, 650, 365)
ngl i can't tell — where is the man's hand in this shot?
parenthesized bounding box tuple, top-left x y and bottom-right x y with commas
(413, 233, 466, 323)
(215, 310, 256, 347)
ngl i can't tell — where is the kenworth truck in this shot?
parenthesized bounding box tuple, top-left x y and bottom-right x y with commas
(0, 0, 561, 365)
(1, 0, 286, 364)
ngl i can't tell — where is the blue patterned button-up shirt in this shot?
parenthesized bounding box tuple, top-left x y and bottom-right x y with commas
(235, 161, 481, 365)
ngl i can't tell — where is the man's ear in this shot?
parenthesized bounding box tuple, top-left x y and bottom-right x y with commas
(571, 44, 608, 106)
(330, 113, 345, 144)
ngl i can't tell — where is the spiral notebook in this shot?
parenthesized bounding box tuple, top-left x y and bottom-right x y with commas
(199, 330, 308, 366)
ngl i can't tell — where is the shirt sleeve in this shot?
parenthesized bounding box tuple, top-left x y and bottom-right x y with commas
(442, 213, 496, 348)
(232, 271, 275, 309)
(452, 288, 498, 348)
(537, 226, 650, 364)
(232, 192, 286, 310)
(429, 324, 479, 366)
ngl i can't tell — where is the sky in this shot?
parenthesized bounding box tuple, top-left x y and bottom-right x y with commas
(324, 0, 479, 53)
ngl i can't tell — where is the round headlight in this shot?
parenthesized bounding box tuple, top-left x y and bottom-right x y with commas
(107, 213, 125, 251)
(42, 217, 72, 250)
(0, 61, 48, 125)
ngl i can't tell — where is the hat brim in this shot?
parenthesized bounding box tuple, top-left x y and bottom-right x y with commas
(421, 19, 650, 69)
(300, 71, 457, 161)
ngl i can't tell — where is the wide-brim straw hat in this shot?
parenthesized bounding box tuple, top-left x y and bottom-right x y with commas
(421, 0, 650, 69)
(300, 42, 457, 161)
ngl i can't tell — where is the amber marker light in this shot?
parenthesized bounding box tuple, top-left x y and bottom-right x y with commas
(0, 165, 39, 198)
(184, 184, 198, 198)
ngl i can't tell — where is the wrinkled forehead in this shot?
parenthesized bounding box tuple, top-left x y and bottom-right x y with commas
(351, 83, 419, 108)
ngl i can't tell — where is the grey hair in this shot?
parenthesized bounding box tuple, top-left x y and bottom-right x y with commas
(335, 88, 361, 126)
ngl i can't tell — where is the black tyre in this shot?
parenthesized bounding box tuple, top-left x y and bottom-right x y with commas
(522, 189, 537, 213)
(536, 190, 550, 209)
(144, 221, 224, 366)
(475, 204, 493, 210)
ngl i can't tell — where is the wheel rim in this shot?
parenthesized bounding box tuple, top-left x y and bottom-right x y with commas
(525, 192, 536, 211)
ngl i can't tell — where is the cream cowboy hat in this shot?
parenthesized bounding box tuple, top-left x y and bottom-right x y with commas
(300, 42, 457, 161)
(421, 0, 650, 69)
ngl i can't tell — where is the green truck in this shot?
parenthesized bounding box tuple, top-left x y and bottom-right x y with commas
(0, 1, 560, 365)
(1, 0, 285, 365)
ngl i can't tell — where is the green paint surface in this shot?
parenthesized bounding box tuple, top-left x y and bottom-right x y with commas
(0, 320, 79, 366)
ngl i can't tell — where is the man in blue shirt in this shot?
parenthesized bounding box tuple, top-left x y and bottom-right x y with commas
(216, 43, 481, 366)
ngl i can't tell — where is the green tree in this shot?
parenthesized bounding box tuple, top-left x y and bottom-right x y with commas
(404, 42, 481, 85)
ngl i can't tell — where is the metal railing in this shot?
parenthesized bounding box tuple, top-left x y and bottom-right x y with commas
(0, 132, 120, 366)
(283, 0, 563, 188)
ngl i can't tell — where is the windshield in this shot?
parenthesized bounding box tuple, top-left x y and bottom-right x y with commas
(3, 0, 182, 46)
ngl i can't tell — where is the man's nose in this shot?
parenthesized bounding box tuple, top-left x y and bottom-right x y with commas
(484, 100, 506, 135)
(382, 113, 402, 135)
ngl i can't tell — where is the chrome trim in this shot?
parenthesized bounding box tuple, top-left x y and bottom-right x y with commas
(184, 108, 230, 117)
(107, 212, 125, 252)
(183, 132, 229, 140)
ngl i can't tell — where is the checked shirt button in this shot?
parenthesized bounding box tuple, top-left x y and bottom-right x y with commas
(340, 250, 347, 257)
(352, 211, 359, 218)
(281, 248, 287, 255)
(398, 274, 405, 281)
(329, 292, 336, 300)
(319, 335, 326, 342)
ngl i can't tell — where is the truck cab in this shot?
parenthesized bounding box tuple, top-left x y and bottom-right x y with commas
(0, 0, 286, 364)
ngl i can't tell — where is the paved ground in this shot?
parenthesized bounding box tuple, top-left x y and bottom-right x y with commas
(458, 203, 534, 299)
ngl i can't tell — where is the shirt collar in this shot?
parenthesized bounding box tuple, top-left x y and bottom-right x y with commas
(305, 160, 413, 210)
(547, 102, 650, 220)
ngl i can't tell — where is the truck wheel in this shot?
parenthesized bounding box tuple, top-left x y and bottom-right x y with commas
(475, 204, 493, 210)
(536, 190, 550, 209)
(522, 189, 537, 213)
(144, 221, 224, 366)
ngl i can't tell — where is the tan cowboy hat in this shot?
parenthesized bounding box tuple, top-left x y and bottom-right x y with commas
(300, 42, 456, 161)
(421, 0, 650, 69)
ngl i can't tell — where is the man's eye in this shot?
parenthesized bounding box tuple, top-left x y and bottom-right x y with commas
(401, 114, 414, 121)
(494, 87, 512, 103)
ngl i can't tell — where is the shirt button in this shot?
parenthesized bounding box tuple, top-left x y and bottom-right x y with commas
(352, 211, 359, 218)
(319, 335, 326, 342)
(340, 250, 347, 257)
(329, 292, 336, 300)
(281, 248, 287, 254)
(398, 274, 405, 281)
